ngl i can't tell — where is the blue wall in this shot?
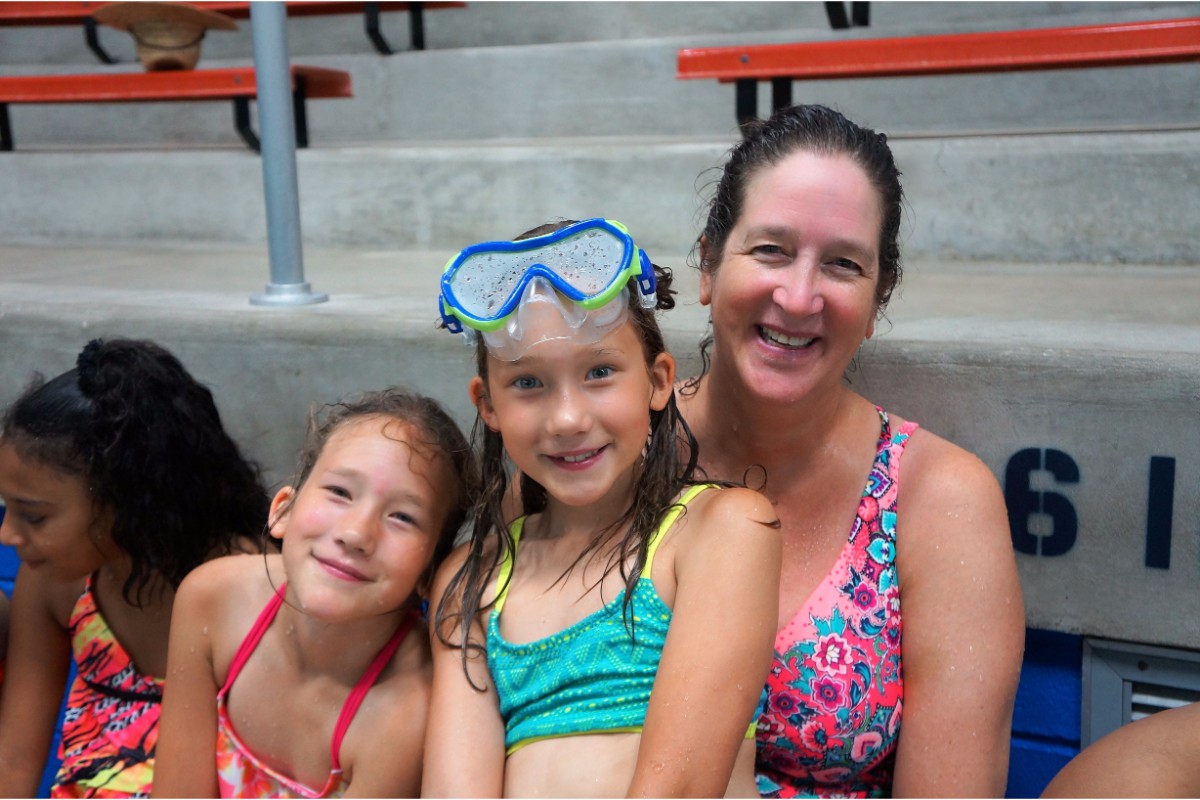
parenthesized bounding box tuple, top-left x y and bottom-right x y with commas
(0, 508, 63, 797)
(1006, 629, 1083, 798)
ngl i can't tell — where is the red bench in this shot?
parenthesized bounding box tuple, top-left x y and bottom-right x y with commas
(0, 1, 465, 63)
(677, 17, 1200, 131)
(0, 65, 352, 151)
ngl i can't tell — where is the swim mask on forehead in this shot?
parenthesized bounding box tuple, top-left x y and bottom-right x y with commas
(438, 218, 657, 361)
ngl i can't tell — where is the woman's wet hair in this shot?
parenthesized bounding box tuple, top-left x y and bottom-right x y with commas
(1, 337, 270, 606)
(698, 103, 904, 310)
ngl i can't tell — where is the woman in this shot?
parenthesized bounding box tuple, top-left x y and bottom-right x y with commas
(677, 104, 1025, 797)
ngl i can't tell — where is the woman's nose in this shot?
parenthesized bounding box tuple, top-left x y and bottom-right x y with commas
(772, 264, 824, 317)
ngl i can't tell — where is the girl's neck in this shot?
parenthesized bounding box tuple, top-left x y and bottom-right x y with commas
(276, 598, 411, 681)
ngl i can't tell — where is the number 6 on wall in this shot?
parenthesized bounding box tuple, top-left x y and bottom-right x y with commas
(1005, 447, 1080, 557)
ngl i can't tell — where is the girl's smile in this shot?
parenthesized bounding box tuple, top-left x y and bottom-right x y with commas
(471, 317, 674, 518)
(270, 414, 452, 621)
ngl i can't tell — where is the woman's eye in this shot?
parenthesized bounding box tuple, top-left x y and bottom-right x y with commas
(752, 244, 785, 257)
(587, 365, 614, 381)
(829, 257, 864, 274)
(512, 376, 541, 390)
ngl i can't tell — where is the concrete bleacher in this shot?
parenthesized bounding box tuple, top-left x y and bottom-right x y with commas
(0, 2, 1198, 795)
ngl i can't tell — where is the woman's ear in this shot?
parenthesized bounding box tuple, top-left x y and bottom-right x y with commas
(648, 352, 676, 412)
(698, 234, 714, 307)
(469, 375, 499, 432)
(267, 486, 295, 540)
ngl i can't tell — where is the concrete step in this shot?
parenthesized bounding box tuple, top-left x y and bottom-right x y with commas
(4, 18, 1199, 148)
(1, 239, 1197, 650)
(1, 2, 1191, 66)
(4, 130, 1197, 264)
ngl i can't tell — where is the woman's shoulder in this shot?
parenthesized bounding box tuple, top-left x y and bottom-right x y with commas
(892, 415, 1003, 509)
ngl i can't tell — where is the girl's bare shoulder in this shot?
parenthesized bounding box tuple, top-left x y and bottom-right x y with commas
(179, 552, 279, 603)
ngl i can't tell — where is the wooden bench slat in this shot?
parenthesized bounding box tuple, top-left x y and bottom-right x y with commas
(0, 66, 352, 105)
(0, 1, 465, 24)
(677, 17, 1200, 82)
(0, 2, 106, 25)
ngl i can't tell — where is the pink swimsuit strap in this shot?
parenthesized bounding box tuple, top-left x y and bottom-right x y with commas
(219, 583, 418, 770)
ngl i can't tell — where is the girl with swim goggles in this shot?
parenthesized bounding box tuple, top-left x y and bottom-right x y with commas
(425, 218, 782, 797)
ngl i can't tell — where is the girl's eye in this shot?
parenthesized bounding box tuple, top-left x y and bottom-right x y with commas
(512, 376, 541, 390)
(324, 485, 351, 500)
(586, 365, 614, 381)
(390, 511, 418, 526)
(18, 513, 44, 526)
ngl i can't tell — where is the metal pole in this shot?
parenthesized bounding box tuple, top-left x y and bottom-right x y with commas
(249, 1, 326, 306)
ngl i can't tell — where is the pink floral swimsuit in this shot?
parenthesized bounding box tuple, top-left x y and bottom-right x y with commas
(757, 409, 917, 798)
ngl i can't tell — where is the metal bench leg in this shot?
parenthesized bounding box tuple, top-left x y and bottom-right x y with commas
(84, 17, 120, 64)
(0, 104, 12, 151)
(771, 78, 793, 115)
(824, 2, 850, 30)
(233, 98, 261, 152)
(364, 2, 396, 55)
(736, 79, 758, 134)
(851, 2, 870, 26)
(410, 2, 426, 50)
(292, 79, 309, 149)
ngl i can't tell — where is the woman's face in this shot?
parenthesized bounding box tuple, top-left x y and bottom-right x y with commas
(700, 150, 883, 406)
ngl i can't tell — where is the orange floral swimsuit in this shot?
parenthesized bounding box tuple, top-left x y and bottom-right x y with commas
(52, 576, 162, 798)
(215, 584, 415, 798)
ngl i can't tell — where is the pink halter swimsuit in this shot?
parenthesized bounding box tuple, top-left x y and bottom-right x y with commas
(756, 409, 917, 798)
(215, 585, 415, 798)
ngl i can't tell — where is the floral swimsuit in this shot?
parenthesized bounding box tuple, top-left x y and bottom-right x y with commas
(756, 409, 917, 798)
(52, 576, 162, 798)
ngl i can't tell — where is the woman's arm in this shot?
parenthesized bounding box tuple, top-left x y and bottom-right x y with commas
(420, 547, 507, 797)
(892, 435, 1025, 797)
(151, 561, 225, 799)
(0, 566, 74, 797)
(1042, 701, 1200, 798)
(629, 487, 781, 798)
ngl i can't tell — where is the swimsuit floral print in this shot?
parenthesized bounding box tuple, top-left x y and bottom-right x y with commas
(757, 409, 916, 798)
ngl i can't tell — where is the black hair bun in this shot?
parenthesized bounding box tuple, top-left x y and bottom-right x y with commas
(76, 338, 105, 398)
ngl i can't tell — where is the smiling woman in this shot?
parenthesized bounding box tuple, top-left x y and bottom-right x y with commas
(677, 104, 1026, 798)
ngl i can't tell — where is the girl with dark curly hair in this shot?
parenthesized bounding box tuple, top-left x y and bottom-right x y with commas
(0, 337, 270, 798)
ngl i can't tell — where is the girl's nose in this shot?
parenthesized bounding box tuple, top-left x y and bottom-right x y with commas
(335, 510, 376, 554)
(772, 263, 824, 317)
(0, 513, 21, 548)
(546, 386, 591, 436)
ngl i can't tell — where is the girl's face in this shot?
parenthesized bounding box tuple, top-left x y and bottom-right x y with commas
(471, 315, 674, 515)
(701, 150, 883, 407)
(270, 415, 452, 622)
(0, 441, 114, 582)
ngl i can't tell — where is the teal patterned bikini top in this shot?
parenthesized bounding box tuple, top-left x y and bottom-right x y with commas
(486, 484, 713, 754)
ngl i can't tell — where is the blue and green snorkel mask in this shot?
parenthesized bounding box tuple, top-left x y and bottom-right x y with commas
(438, 218, 657, 360)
